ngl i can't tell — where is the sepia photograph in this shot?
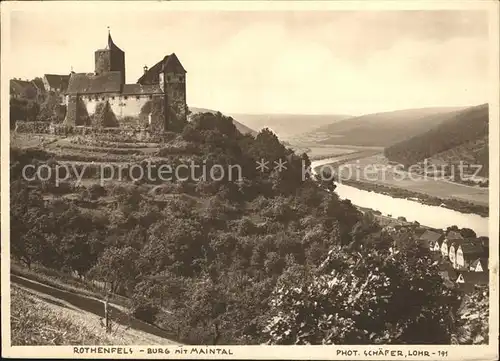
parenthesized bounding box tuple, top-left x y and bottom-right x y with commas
(1, 1, 498, 359)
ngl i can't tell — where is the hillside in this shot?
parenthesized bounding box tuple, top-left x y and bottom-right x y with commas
(299, 107, 467, 146)
(11, 285, 177, 345)
(10, 111, 484, 345)
(226, 113, 351, 141)
(189, 107, 257, 136)
(384, 104, 489, 174)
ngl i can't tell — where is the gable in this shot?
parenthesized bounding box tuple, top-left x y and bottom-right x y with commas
(137, 53, 187, 85)
(137, 58, 165, 85)
(10, 79, 38, 99)
(164, 53, 186, 74)
(419, 230, 443, 243)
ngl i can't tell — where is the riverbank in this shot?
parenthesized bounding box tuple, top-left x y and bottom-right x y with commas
(341, 179, 489, 218)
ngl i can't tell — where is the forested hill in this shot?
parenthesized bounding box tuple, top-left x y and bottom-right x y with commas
(189, 107, 258, 136)
(301, 107, 466, 146)
(384, 104, 489, 170)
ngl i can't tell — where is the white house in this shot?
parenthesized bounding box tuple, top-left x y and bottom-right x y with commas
(469, 258, 488, 272)
(440, 239, 449, 259)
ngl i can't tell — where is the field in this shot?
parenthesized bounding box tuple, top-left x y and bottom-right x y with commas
(337, 154, 489, 206)
(288, 141, 383, 161)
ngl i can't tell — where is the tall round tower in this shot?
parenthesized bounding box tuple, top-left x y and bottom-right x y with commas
(94, 29, 125, 84)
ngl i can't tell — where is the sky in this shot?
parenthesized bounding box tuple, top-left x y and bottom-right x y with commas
(8, 8, 490, 115)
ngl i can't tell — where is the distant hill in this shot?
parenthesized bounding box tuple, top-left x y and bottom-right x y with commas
(300, 107, 468, 146)
(227, 113, 351, 141)
(384, 104, 489, 175)
(189, 107, 257, 136)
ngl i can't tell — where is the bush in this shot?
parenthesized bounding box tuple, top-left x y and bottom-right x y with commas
(131, 302, 160, 324)
(15, 121, 51, 134)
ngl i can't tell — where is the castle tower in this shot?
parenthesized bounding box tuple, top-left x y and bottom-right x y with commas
(159, 53, 187, 127)
(94, 29, 125, 84)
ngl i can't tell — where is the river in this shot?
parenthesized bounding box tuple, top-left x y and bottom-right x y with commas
(311, 158, 489, 237)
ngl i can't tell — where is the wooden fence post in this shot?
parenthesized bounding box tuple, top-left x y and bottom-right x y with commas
(104, 294, 110, 333)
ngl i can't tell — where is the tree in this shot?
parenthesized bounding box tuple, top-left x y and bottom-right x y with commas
(38, 93, 66, 122)
(89, 246, 139, 294)
(459, 228, 477, 239)
(264, 240, 460, 345)
(93, 101, 119, 127)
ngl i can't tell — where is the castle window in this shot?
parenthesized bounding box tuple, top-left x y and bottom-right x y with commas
(101, 97, 105, 101)
(136, 95, 140, 100)
(124, 96, 128, 100)
(111, 96, 115, 100)
(149, 95, 153, 100)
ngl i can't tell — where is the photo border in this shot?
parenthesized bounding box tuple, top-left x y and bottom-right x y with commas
(1, 1, 499, 359)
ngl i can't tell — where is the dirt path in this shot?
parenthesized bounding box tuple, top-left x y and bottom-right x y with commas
(11, 274, 180, 344)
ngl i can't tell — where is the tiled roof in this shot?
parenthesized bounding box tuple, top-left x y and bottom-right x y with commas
(418, 230, 443, 243)
(449, 238, 469, 247)
(44, 74, 70, 91)
(122, 84, 162, 95)
(446, 231, 464, 241)
(137, 53, 187, 84)
(457, 271, 489, 285)
(164, 53, 186, 74)
(10, 79, 38, 98)
(66, 72, 122, 94)
(461, 242, 486, 257)
(470, 258, 488, 270)
(97, 33, 124, 54)
(137, 57, 165, 85)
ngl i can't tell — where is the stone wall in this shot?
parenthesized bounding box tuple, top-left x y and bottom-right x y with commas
(65, 93, 161, 127)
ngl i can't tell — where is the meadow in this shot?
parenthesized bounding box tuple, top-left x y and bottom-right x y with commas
(338, 154, 489, 206)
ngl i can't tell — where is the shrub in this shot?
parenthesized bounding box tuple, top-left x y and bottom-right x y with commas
(15, 121, 51, 134)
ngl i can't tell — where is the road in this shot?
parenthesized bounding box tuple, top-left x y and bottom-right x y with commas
(11, 274, 180, 344)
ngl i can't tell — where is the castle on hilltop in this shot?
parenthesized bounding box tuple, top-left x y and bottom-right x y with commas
(64, 31, 187, 131)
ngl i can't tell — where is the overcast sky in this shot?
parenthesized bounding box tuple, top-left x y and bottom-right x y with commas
(9, 9, 489, 115)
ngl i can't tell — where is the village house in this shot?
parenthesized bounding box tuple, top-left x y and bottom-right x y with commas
(10, 79, 41, 101)
(469, 257, 488, 272)
(63, 31, 187, 130)
(441, 230, 463, 259)
(448, 238, 469, 269)
(454, 271, 489, 293)
(418, 229, 444, 251)
(455, 241, 487, 270)
(43, 74, 71, 103)
(43, 74, 71, 93)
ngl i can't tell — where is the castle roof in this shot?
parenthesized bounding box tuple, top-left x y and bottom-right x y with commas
(10, 79, 39, 99)
(66, 72, 122, 94)
(460, 242, 486, 258)
(44, 74, 70, 91)
(418, 230, 443, 243)
(470, 258, 488, 270)
(96, 32, 124, 54)
(122, 83, 162, 95)
(137, 53, 186, 85)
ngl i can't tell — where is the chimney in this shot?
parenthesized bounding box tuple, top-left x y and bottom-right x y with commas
(143, 65, 148, 74)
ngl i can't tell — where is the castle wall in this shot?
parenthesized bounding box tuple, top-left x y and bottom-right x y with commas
(66, 93, 161, 127)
